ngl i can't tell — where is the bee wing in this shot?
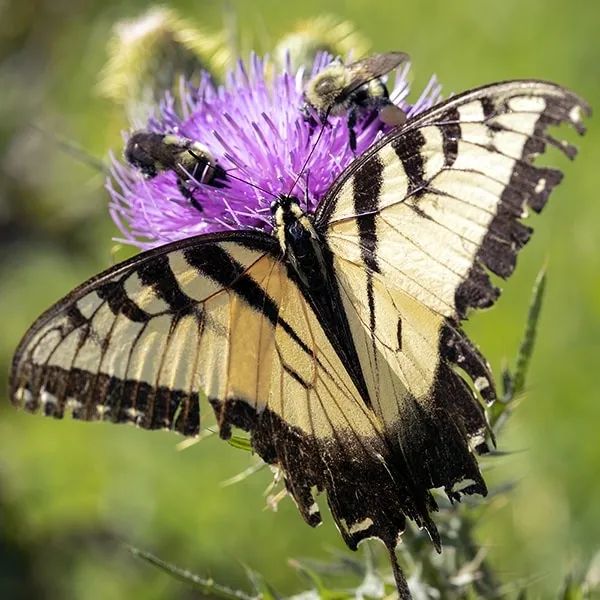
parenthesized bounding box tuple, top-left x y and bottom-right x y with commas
(341, 51, 410, 99)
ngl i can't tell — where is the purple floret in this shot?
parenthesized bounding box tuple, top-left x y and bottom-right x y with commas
(108, 53, 442, 250)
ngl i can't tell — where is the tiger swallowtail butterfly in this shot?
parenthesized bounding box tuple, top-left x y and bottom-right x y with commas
(10, 79, 589, 596)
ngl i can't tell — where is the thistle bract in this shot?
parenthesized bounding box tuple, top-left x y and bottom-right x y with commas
(108, 53, 441, 250)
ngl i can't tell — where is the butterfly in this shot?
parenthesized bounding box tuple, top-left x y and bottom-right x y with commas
(9, 79, 588, 595)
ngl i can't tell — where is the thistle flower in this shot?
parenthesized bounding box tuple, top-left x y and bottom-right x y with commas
(108, 53, 442, 250)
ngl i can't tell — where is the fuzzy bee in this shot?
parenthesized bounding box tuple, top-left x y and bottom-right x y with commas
(304, 52, 409, 152)
(125, 131, 226, 211)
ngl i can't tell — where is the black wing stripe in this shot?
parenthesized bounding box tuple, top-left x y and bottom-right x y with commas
(184, 244, 281, 320)
(96, 279, 150, 322)
(65, 305, 87, 330)
(352, 153, 384, 273)
(480, 96, 496, 120)
(391, 129, 427, 194)
(136, 254, 194, 314)
(454, 93, 576, 316)
(184, 243, 316, 361)
(439, 108, 461, 166)
(32, 364, 200, 435)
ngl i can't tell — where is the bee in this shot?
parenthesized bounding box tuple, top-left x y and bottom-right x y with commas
(304, 52, 410, 152)
(125, 131, 226, 211)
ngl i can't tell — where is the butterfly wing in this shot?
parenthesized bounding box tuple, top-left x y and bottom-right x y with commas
(319, 80, 589, 319)
(10, 233, 274, 435)
(313, 79, 589, 543)
(10, 230, 416, 545)
(9, 79, 589, 563)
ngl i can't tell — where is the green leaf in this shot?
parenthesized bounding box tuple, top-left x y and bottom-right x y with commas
(241, 564, 282, 600)
(228, 433, 253, 452)
(220, 461, 266, 487)
(129, 546, 258, 600)
(288, 558, 350, 599)
(489, 268, 547, 434)
(512, 267, 547, 398)
(561, 575, 585, 600)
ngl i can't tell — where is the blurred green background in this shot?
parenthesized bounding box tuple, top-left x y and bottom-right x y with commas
(0, 0, 598, 597)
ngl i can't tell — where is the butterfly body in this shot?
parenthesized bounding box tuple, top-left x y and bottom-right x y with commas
(272, 196, 327, 287)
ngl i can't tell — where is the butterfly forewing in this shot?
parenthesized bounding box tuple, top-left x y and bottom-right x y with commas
(10, 230, 415, 547)
(319, 80, 589, 319)
(10, 234, 281, 435)
(318, 82, 589, 397)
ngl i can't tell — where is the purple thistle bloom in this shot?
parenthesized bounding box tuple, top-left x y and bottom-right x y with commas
(108, 53, 442, 250)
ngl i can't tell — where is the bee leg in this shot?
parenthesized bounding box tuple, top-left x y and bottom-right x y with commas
(301, 103, 320, 128)
(347, 107, 358, 154)
(177, 178, 203, 212)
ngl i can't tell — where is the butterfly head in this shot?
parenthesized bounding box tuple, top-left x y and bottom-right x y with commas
(271, 195, 319, 257)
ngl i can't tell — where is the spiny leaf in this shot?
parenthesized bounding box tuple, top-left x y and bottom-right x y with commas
(512, 268, 547, 397)
(490, 268, 547, 433)
(129, 546, 258, 600)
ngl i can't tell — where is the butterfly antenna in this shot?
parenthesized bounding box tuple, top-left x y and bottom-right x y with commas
(221, 169, 278, 199)
(287, 107, 331, 199)
(388, 546, 411, 600)
(304, 170, 311, 212)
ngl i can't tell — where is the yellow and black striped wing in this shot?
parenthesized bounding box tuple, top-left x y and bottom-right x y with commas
(9, 233, 372, 436)
(10, 232, 414, 544)
(319, 80, 589, 319)
(312, 80, 588, 538)
(8, 80, 589, 566)
(10, 234, 285, 435)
